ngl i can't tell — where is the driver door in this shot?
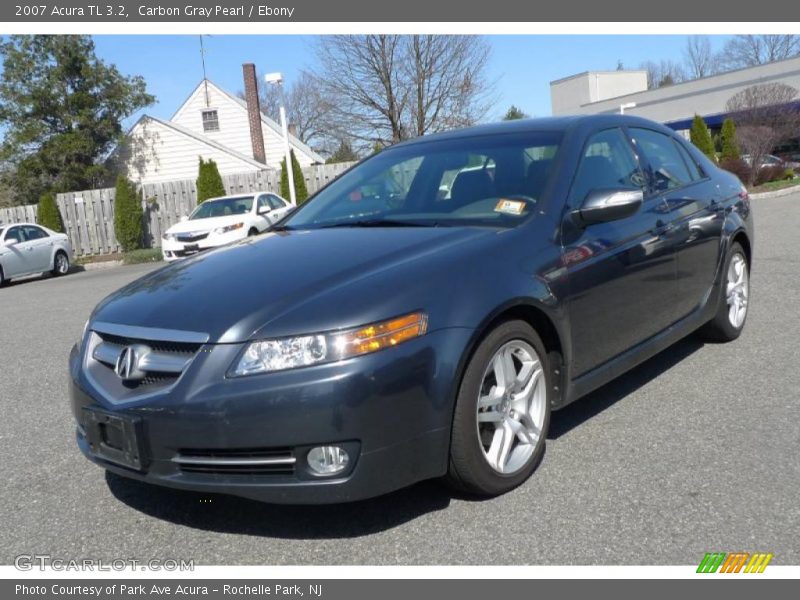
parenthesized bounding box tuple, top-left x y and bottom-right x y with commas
(563, 127, 677, 377)
(2, 226, 33, 277)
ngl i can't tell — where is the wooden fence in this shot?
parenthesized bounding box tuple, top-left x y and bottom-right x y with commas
(0, 162, 355, 257)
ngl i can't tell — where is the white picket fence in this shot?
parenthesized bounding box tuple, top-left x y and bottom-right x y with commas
(0, 162, 355, 257)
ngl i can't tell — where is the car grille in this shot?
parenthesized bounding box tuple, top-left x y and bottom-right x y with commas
(173, 447, 297, 476)
(175, 232, 209, 243)
(84, 323, 208, 402)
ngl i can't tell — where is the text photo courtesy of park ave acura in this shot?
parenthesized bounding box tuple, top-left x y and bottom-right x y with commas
(0, 27, 799, 578)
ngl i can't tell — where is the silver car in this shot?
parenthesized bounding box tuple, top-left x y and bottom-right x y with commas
(0, 222, 73, 286)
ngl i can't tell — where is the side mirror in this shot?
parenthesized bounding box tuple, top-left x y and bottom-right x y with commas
(5, 236, 20, 246)
(179, 215, 188, 223)
(574, 188, 643, 226)
(257, 206, 271, 215)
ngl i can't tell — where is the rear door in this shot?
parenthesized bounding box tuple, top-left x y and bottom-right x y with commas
(629, 128, 723, 322)
(268, 195, 292, 220)
(563, 127, 676, 377)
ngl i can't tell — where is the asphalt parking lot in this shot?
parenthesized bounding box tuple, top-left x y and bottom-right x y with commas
(1, 194, 798, 566)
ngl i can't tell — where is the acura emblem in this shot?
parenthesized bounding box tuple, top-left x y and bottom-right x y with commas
(114, 345, 148, 382)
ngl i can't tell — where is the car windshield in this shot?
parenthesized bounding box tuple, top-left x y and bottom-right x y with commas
(283, 131, 562, 230)
(189, 196, 254, 220)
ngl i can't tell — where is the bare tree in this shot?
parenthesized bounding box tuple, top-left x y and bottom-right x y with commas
(313, 35, 494, 149)
(239, 71, 333, 152)
(725, 83, 800, 184)
(640, 60, 686, 89)
(719, 35, 800, 70)
(683, 36, 719, 79)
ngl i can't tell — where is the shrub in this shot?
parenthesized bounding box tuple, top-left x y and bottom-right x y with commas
(280, 149, 309, 204)
(196, 157, 226, 204)
(37, 191, 64, 232)
(754, 165, 787, 186)
(690, 115, 716, 162)
(719, 158, 752, 184)
(720, 118, 740, 161)
(113, 176, 143, 252)
(783, 167, 796, 180)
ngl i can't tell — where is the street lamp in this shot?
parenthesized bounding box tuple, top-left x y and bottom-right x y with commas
(619, 102, 637, 115)
(264, 72, 296, 205)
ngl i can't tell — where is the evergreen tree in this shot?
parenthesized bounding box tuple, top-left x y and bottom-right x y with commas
(280, 150, 309, 204)
(0, 35, 154, 205)
(113, 176, 142, 252)
(195, 157, 226, 204)
(690, 115, 716, 161)
(720, 118, 741, 161)
(37, 192, 64, 232)
(327, 139, 359, 164)
(502, 105, 528, 120)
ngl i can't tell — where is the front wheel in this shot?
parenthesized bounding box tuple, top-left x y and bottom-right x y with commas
(699, 242, 749, 342)
(446, 320, 551, 497)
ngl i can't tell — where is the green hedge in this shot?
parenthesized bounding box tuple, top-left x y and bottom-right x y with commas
(690, 115, 716, 162)
(37, 192, 65, 232)
(113, 176, 143, 252)
(196, 157, 226, 204)
(280, 149, 309, 204)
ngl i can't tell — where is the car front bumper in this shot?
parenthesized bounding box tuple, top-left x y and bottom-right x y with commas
(161, 230, 248, 261)
(68, 327, 473, 504)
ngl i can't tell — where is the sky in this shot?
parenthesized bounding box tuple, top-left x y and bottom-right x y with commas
(88, 34, 734, 127)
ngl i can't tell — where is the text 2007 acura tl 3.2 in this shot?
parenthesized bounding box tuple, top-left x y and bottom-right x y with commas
(69, 115, 752, 503)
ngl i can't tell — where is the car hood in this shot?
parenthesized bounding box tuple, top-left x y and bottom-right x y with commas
(92, 226, 494, 343)
(165, 215, 250, 235)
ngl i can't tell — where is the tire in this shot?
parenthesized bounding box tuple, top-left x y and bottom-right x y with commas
(446, 320, 552, 497)
(699, 242, 749, 342)
(51, 250, 70, 277)
(0, 265, 5, 287)
(248, 228, 259, 237)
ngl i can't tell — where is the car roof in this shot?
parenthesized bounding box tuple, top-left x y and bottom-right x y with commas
(387, 114, 678, 150)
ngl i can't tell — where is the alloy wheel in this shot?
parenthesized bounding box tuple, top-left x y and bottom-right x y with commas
(476, 340, 546, 474)
(56, 253, 69, 274)
(726, 253, 748, 329)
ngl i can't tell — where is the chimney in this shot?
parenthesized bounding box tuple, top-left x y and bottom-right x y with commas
(287, 123, 298, 139)
(242, 63, 266, 164)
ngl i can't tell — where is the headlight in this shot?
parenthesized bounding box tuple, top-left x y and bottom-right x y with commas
(231, 312, 428, 376)
(213, 222, 244, 235)
(163, 232, 176, 241)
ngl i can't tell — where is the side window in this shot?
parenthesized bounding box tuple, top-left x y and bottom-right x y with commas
(257, 194, 270, 211)
(24, 226, 48, 240)
(268, 195, 285, 210)
(673, 139, 705, 181)
(571, 128, 645, 204)
(7, 226, 25, 242)
(630, 128, 694, 192)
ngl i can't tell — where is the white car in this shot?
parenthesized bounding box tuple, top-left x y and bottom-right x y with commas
(161, 192, 294, 261)
(0, 222, 73, 286)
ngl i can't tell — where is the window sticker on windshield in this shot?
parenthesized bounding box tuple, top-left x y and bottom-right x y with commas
(495, 199, 526, 215)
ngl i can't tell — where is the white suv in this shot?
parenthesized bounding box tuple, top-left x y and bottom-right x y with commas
(162, 192, 293, 261)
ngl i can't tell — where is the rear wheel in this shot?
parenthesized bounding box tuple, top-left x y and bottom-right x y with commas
(52, 251, 69, 277)
(699, 242, 749, 342)
(0, 265, 5, 286)
(446, 320, 551, 496)
(248, 228, 259, 237)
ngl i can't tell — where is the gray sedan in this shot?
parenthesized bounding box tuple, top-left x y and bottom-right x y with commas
(0, 222, 73, 286)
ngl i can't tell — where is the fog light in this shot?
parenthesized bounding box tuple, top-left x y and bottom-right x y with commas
(307, 446, 349, 475)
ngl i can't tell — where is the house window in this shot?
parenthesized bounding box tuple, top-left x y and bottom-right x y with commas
(201, 109, 220, 132)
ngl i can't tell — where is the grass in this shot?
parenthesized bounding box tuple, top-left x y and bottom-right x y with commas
(121, 248, 163, 265)
(748, 178, 800, 194)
